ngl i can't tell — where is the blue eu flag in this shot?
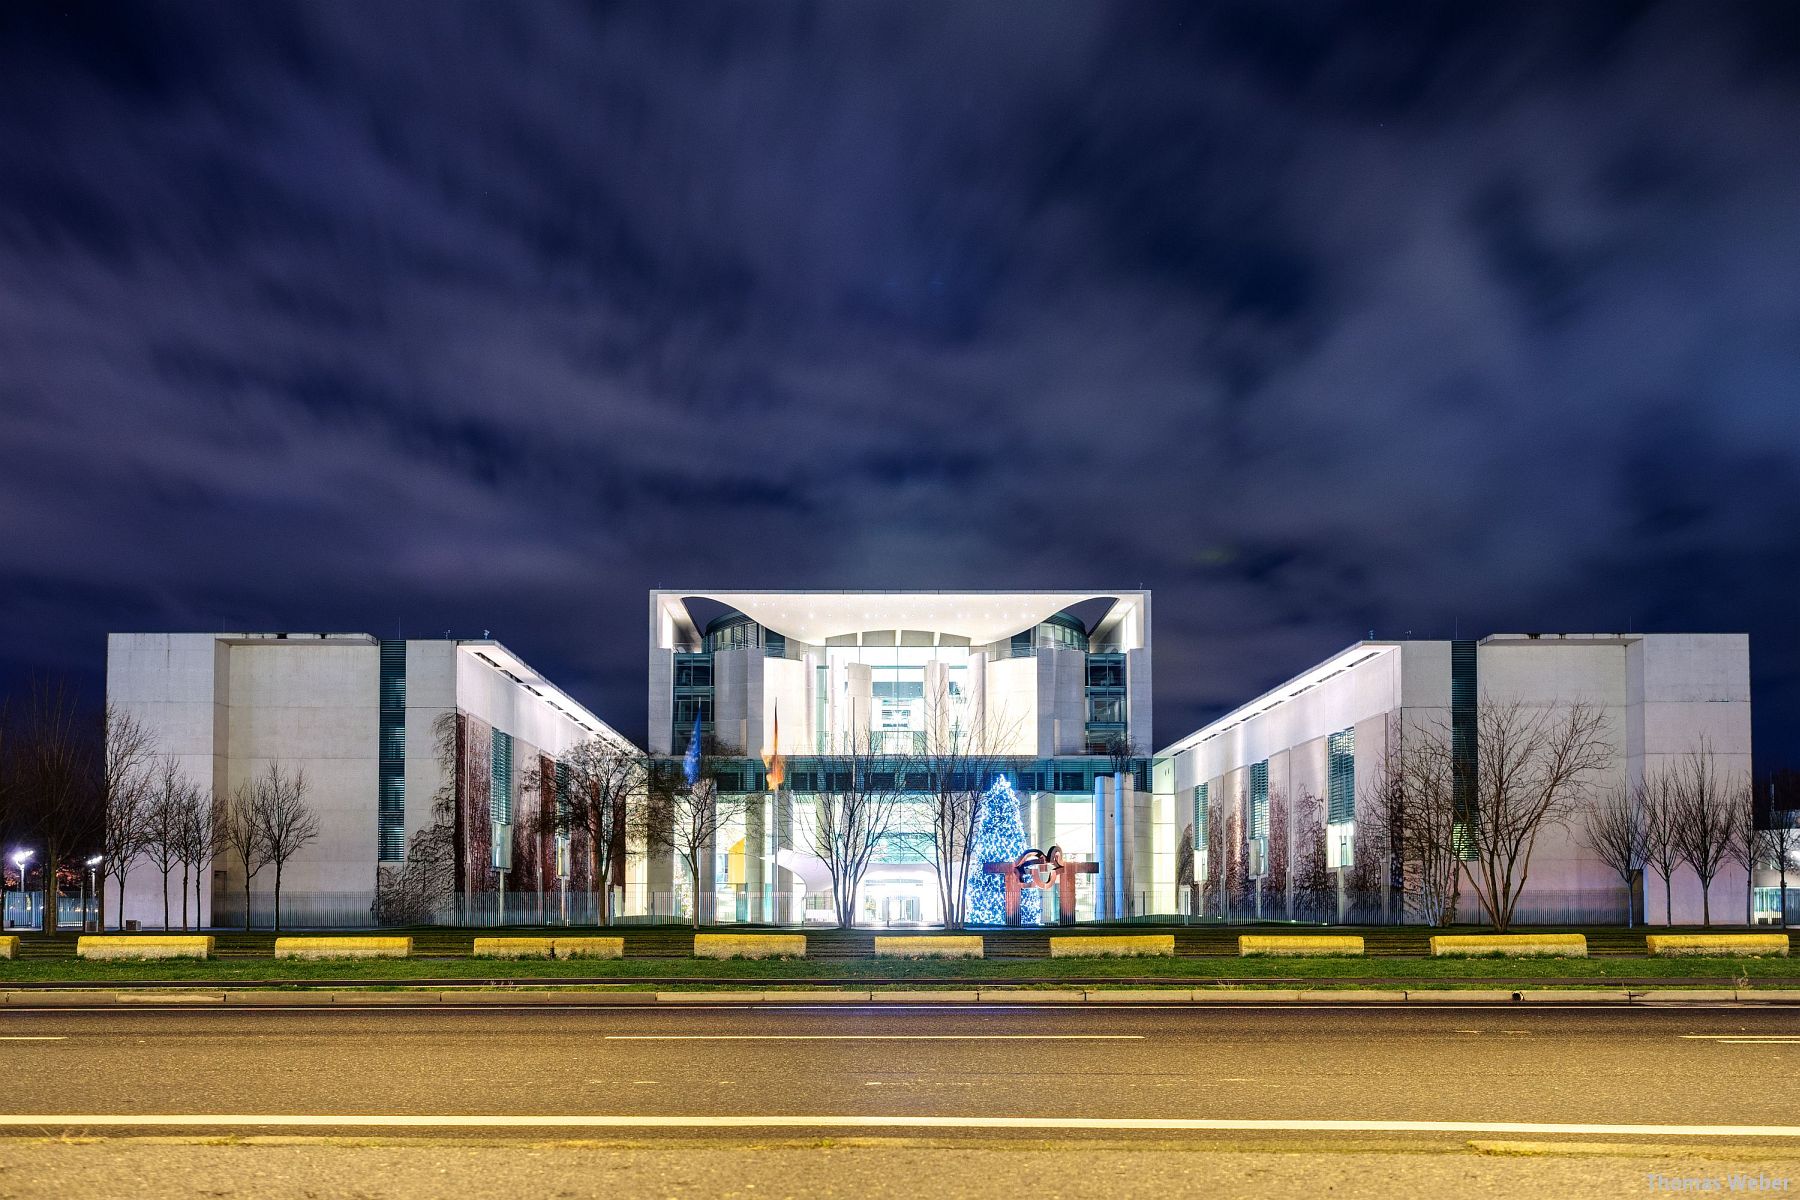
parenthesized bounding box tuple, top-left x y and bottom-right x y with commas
(682, 720, 702, 789)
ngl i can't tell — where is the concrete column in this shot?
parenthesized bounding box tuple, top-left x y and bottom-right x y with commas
(1114, 771, 1135, 918)
(1092, 776, 1111, 921)
(745, 794, 768, 923)
(771, 792, 796, 925)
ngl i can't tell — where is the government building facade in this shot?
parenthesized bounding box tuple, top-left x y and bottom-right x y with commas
(105, 591, 1771, 929)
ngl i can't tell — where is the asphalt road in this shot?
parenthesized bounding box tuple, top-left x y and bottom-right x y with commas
(4, 1005, 1799, 1198)
(0, 1003, 1796, 1133)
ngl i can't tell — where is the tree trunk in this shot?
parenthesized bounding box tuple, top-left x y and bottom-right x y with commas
(1701, 882, 1711, 927)
(1664, 872, 1673, 927)
(274, 862, 283, 932)
(113, 868, 128, 931)
(41, 850, 58, 936)
(162, 868, 172, 930)
(243, 877, 253, 933)
(195, 871, 204, 932)
(180, 863, 189, 932)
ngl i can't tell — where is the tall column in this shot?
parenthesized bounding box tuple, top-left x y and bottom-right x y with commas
(1093, 775, 1112, 920)
(745, 794, 768, 924)
(1112, 771, 1133, 918)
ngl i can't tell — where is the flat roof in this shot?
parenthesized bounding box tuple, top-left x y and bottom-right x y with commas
(1156, 641, 1399, 759)
(652, 589, 1149, 648)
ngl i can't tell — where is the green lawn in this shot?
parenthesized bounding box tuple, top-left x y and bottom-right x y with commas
(2, 953, 1795, 987)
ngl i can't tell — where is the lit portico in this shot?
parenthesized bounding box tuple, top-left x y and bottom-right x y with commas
(640, 590, 1159, 927)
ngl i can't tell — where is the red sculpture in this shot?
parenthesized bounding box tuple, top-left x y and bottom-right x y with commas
(981, 845, 1097, 925)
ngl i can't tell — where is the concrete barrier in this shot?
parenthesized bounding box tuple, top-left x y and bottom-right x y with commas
(553, 937, 624, 960)
(873, 935, 983, 960)
(1048, 934, 1174, 958)
(472, 937, 555, 959)
(0, 935, 15, 960)
(1646, 933, 1790, 958)
(694, 933, 806, 960)
(1239, 935, 1365, 957)
(274, 936, 412, 960)
(76, 936, 213, 961)
(1428, 934, 1587, 958)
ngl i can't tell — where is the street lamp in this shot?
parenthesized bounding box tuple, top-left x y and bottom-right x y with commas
(10, 851, 34, 931)
(85, 856, 103, 933)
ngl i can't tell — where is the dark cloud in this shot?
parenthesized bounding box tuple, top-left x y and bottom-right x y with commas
(1, 1, 1798, 759)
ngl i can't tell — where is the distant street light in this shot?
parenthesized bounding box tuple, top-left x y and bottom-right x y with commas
(10, 850, 34, 931)
(86, 856, 103, 933)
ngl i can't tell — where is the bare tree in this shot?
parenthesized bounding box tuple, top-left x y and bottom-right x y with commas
(916, 683, 1018, 929)
(1668, 743, 1744, 927)
(253, 761, 320, 931)
(218, 780, 268, 932)
(525, 734, 644, 926)
(99, 713, 159, 930)
(1290, 792, 1333, 923)
(1726, 782, 1771, 927)
(645, 735, 747, 928)
(1639, 764, 1686, 926)
(1580, 783, 1650, 927)
(175, 786, 221, 931)
(138, 755, 191, 930)
(373, 712, 458, 925)
(802, 734, 910, 928)
(1460, 699, 1612, 932)
(1762, 778, 1800, 928)
(1360, 731, 1462, 927)
(11, 681, 104, 935)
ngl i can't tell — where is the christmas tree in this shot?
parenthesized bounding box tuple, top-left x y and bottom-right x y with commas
(964, 775, 1041, 926)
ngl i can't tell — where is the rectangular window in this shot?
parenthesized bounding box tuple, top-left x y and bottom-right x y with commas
(1193, 783, 1209, 850)
(1249, 760, 1269, 840)
(1452, 639, 1477, 826)
(491, 728, 514, 826)
(1055, 771, 1086, 793)
(674, 655, 712, 688)
(1086, 656, 1124, 688)
(1087, 696, 1125, 725)
(377, 640, 406, 863)
(674, 696, 714, 725)
(1327, 727, 1356, 825)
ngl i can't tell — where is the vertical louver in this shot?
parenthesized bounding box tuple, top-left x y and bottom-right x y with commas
(1249, 760, 1269, 839)
(1451, 639, 1477, 858)
(491, 728, 514, 825)
(377, 640, 406, 862)
(1327, 727, 1355, 825)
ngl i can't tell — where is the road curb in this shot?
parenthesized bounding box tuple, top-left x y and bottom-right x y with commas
(3, 986, 1796, 1008)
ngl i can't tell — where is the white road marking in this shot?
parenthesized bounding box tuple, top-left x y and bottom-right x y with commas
(0, 1114, 1797, 1138)
(0, 1037, 65, 1042)
(1680, 1035, 1800, 1043)
(602, 1034, 1145, 1041)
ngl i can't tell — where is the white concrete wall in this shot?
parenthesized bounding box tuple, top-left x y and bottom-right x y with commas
(105, 633, 229, 929)
(220, 640, 380, 901)
(985, 656, 1038, 755)
(1159, 633, 1755, 926)
(107, 634, 620, 928)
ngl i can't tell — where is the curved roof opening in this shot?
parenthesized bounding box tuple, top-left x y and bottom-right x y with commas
(653, 590, 1148, 650)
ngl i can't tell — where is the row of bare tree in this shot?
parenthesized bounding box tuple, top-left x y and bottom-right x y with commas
(1583, 748, 1797, 927)
(101, 744, 321, 930)
(372, 696, 1033, 930)
(1355, 700, 1787, 929)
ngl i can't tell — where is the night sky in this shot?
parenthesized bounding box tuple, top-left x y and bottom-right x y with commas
(2, 3, 1797, 762)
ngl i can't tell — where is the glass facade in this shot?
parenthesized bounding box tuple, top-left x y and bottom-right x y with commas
(377, 640, 406, 862)
(1326, 727, 1355, 825)
(491, 728, 513, 825)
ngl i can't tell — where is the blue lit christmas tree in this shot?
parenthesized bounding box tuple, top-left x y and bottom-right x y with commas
(965, 776, 1042, 926)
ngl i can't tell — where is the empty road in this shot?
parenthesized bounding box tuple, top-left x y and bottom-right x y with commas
(4, 1003, 1798, 1198)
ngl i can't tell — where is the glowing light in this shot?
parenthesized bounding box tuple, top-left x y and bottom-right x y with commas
(965, 776, 1041, 926)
